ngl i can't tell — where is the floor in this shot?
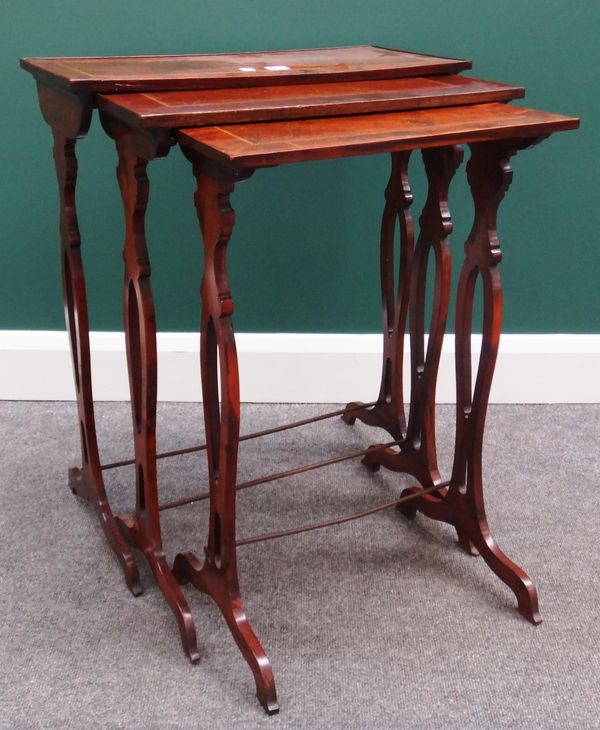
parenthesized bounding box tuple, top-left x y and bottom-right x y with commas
(1, 401, 599, 729)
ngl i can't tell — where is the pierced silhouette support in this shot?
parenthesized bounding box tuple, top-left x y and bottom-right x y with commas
(343, 151, 413, 439)
(355, 146, 463, 487)
(172, 152, 278, 716)
(100, 114, 200, 660)
(37, 86, 142, 595)
(397, 138, 544, 624)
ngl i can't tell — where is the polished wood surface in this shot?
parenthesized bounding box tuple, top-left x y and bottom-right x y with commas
(36, 85, 143, 596)
(171, 98, 576, 707)
(97, 75, 523, 127)
(26, 43, 580, 717)
(99, 114, 201, 663)
(347, 145, 464, 487)
(395, 138, 545, 623)
(343, 152, 413, 440)
(178, 102, 579, 167)
(21, 45, 471, 93)
(171, 155, 278, 714)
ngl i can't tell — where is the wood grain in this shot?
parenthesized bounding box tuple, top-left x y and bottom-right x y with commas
(97, 75, 523, 127)
(342, 151, 414, 440)
(172, 155, 278, 715)
(21, 45, 471, 93)
(361, 145, 464, 488)
(397, 138, 544, 624)
(100, 114, 200, 663)
(36, 85, 143, 596)
(178, 103, 579, 167)
(25, 43, 581, 717)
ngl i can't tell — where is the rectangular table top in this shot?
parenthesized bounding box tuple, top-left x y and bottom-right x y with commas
(21, 45, 471, 94)
(98, 75, 524, 128)
(178, 103, 579, 168)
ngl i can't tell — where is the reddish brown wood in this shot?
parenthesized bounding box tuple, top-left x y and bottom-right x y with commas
(343, 151, 413, 439)
(397, 138, 544, 624)
(36, 85, 142, 596)
(105, 101, 574, 701)
(158, 440, 399, 512)
(21, 45, 471, 94)
(360, 145, 463, 487)
(236, 481, 450, 546)
(97, 75, 523, 127)
(99, 113, 200, 661)
(171, 154, 278, 715)
(100, 401, 377, 471)
(178, 103, 579, 168)
(26, 48, 580, 717)
(180, 103, 576, 633)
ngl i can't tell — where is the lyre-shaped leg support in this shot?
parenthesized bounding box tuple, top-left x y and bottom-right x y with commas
(100, 114, 200, 661)
(356, 146, 463, 487)
(398, 139, 543, 624)
(172, 153, 278, 715)
(343, 151, 413, 440)
(37, 86, 141, 595)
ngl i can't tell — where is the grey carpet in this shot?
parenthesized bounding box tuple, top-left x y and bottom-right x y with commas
(1, 401, 599, 729)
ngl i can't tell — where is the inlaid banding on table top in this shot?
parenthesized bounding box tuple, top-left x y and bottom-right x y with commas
(26, 39, 581, 715)
(178, 103, 579, 167)
(20, 45, 471, 94)
(97, 75, 524, 128)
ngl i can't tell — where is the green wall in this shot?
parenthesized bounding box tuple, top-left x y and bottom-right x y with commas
(2, 1, 597, 333)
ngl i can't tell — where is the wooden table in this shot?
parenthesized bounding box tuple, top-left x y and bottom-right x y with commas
(22, 47, 578, 715)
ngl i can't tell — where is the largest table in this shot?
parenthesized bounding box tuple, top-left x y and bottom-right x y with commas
(22, 47, 578, 715)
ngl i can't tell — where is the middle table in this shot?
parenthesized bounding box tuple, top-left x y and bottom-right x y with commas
(93, 75, 577, 713)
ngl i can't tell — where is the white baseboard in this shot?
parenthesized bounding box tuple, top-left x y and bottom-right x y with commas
(1, 331, 599, 403)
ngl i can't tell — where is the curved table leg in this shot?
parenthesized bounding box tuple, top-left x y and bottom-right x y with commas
(37, 85, 141, 595)
(398, 139, 544, 624)
(362, 146, 463, 487)
(343, 151, 413, 441)
(101, 114, 199, 661)
(173, 151, 278, 715)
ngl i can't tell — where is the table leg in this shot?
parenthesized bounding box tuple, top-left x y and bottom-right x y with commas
(101, 116, 199, 661)
(343, 151, 413, 440)
(397, 139, 542, 624)
(172, 155, 278, 715)
(358, 146, 463, 487)
(37, 85, 141, 595)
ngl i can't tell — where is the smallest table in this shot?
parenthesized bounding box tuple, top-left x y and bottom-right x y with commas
(96, 96, 577, 713)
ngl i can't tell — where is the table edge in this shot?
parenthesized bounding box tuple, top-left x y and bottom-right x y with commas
(20, 46, 472, 94)
(96, 79, 525, 129)
(177, 109, 580, 169)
